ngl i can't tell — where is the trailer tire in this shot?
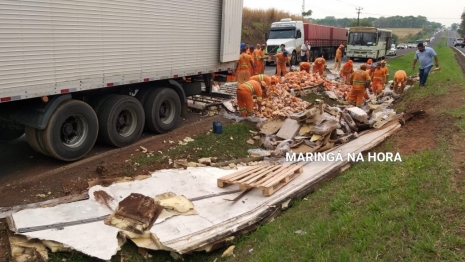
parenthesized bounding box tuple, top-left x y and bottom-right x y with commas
(97, 95, 145, 147)
(144, 88, 181, 134)
(0, 121, 25, 142)
(25, 127, 50, 156)
(42, 100, 98, 161)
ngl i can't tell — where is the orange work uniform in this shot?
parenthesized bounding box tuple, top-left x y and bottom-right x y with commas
(348, 69, 371, 106)
(253, 49, 262, 76)
(335, 48, 342, 61)
(339, 61, 353, 83)
(259, 49, 266, 74)
(313, 57, 326, 76)
(393, 70, 407, 93)
(300, 62, 311, 73)
(381, 66, 389, 84)
(235, 53, 253, 84)
(371, 68, 385, 95)
(250, 74, 272, 87)
(236, 80, 263, 117)
(275, 53, 289, 77)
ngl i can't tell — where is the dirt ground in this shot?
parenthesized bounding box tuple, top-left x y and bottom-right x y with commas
(1, 50, 465, 261)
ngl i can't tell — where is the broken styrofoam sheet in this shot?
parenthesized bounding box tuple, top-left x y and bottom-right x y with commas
(8, 123, 401, 259)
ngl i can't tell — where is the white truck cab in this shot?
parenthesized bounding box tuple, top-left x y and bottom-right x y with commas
(266, 18, 304, 65)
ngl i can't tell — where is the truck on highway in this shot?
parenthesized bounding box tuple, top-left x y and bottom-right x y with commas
(345, 27, 393, 61)
(0, 0, 243, 162)
(265, 19, 347, 65)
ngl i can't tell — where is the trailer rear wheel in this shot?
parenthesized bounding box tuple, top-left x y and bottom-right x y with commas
(25, 127, 50, 156)
(42, 100, 98, 161)
(97, 95, 145, 147)
(144, 88, 181, 133)
(0, 121, 25, 142)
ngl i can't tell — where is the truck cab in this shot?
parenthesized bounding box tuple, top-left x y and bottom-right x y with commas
(266, 18, 304, 65)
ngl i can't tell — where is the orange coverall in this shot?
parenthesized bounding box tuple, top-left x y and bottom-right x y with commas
(250, 74, 272, 88)
(348, 69, 371, 106)
(236, 80, 263, 116)
(253, 49, 262, 75)
(393, 70, 407, 93)
(334, 48, 343, 70)
(313, 57, 326, 76)
(259, 49, 266, 74)
(275, 53, 289, 77)
(381, 65, 389, 84)
(339, 60, 353, 83)
(300, 62, 311, 73)
(235, 53, 253, 84)
(371, 68, 386, 95)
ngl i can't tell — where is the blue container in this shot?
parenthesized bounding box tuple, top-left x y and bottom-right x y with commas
(213, 122, 223, 134)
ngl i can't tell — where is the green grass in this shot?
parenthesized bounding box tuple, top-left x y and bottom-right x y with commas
(123, 121, 258, 174)
(37, 36, 465, 262)
(387, 37, 465, 112)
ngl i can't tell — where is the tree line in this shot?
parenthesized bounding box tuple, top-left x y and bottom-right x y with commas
(311, 15, 442, 29)
(457, 12, 465, 37)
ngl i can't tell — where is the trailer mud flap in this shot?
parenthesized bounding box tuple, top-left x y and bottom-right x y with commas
(9, 94, 72, 129)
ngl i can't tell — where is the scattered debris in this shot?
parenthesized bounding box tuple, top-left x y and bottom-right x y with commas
(294, 230, 307, 235)
(104, 193, 164, 234)
(9, 235, 49, 262)
(246, 139, 255, 145)
(198, 158, 212, 166)
(221, 245, 235, 258)
(95, 165, 107, 175)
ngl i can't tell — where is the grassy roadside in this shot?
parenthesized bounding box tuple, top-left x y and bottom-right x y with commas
(48, 37, 465, 262)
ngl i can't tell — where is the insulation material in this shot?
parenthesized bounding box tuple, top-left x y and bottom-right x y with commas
(7, 123, 401, 260)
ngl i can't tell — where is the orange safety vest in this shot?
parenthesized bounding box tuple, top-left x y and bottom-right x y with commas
(237, 54, 252, 70)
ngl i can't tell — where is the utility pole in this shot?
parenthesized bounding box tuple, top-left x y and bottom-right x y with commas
(302, 0, 305, 20)
(356, 7, 363, 26)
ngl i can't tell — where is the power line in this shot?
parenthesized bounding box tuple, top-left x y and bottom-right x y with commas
(336, 0, 358, 8)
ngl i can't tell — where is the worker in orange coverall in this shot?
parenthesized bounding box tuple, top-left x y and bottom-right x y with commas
(249, 74, 275, 88)
(370, 63, 386, 95)
(348, 64, 371, 107)
(380, 60, 389, 84)
(235, 48, 254, 85)
(333, 45, 343, 70)
(313, 56, 326, 76)
(253, 44, 263, 75)
(299, 62, 311, 73)
(392, 70, 407, 94)
(339, 60, 353, 84)
(236, 80, 265, 116)
(275, 51, 290, 77)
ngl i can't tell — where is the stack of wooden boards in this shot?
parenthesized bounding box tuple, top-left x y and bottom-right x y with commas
(217, 164, 303, 196)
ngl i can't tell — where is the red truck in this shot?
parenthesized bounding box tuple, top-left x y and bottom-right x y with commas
(266, 18, 348, 65)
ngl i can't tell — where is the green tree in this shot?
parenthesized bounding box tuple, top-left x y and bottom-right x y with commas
(457, 12, 465, 37)
(302, 10, 312, 18)
(451, 23, 459, 31)
(347, 19, 373, 27)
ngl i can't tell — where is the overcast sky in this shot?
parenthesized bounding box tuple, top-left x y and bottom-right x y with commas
(243, 0, 463, 26)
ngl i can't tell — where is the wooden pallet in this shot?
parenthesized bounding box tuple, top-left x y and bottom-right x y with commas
(217, 164, 303, 196)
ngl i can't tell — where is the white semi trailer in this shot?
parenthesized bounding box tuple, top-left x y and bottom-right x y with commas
(0, 0, 243, 161)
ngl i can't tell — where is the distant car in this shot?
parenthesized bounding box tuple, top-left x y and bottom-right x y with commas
(388, 47, 397, 56)
(397, 44, 406, 49)
(454, 38, 464, 47)
(407, 43, 413, 48)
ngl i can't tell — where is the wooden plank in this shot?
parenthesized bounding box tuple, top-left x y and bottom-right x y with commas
(217, 166, 261, 181)
(247, 165, 290, 186)
(260, 166, 303, 188)
(211, 156, 265, 167)
(237, 165, 282, 184)
(261, 169, 302, 196)
(0, 192, 89, 219)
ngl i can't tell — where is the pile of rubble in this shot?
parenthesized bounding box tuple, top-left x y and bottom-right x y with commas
(252, 99, 398, 157)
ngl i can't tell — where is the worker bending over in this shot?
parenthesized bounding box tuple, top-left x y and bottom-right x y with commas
(249, 74, 275, 88)
(235, 48, 254, 84)
(392, 70, 407, 94)
(275, 51, 290, 77)
(339, 60, 353, 84)
(348, 64, 371, 107)
(370, 63, 386, 95)
(236, 80, 266, 117)
(313, 56, 326, 76)
(299, 62, 311, 73)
